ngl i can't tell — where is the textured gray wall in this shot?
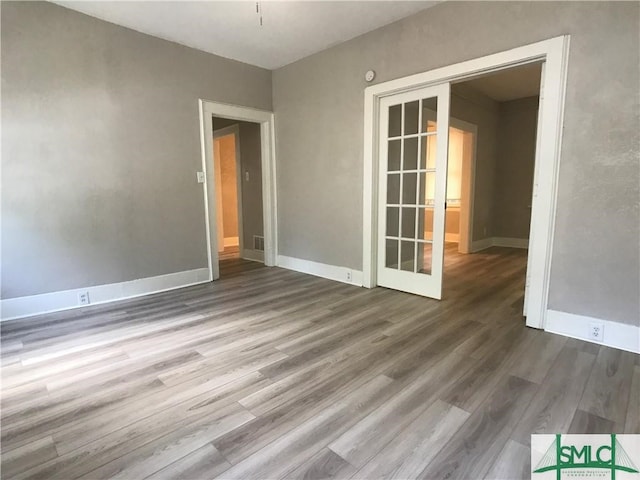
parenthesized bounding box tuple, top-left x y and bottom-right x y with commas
(213, 118, 264, 251)
(1, 2, 272, 299)
(273, 1, 639, 325)
(493, 96, 539, 240)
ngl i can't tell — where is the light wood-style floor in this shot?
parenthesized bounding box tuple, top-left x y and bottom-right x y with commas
(2, 246, 638, 479)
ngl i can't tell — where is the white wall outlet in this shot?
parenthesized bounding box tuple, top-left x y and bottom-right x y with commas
(245, 170, 250, 182)
(588, 322, 604, 342)
(78, 291, 90, 306)
(196, 171, 205, 184)
(346, 270, 352, 282)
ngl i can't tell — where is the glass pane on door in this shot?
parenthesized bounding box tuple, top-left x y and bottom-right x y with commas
(383, 96, 438, 275)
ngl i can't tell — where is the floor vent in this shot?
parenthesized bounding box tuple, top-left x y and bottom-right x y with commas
(253, 235, 265, 251)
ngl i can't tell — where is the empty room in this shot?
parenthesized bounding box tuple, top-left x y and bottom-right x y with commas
(1, 2, 638, 480)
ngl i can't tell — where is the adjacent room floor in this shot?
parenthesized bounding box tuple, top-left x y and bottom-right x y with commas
(1, 247, 638, 479)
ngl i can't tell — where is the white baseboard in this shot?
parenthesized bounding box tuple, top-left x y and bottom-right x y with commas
(471, 237, 494, 252)
(545, 309, 640, 354)
(277, 255, 363, 287)
(242, 249, 264, 263)
(445, 233, 460, 243)
(493, 237, 529, 249)
(0, 268, 211, 321)
(471, 236, 529, 252)
(223, 237, 239, 247)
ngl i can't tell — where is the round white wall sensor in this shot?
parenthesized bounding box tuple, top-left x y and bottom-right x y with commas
(365, 70, 376, 82)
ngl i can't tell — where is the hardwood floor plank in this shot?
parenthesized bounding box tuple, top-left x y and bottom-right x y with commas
(418, 375, 538, 480)
(214, 375, 394, 479)
(351, 399, 470, 479)
(625, 365, 640, 433)
(145, 443, 231, 480)
(568, 409, 616, 434)
(82, 404, 254, 480)
(1, 436, 58, 479)
(510, 346, 596, 445)
(53, 371, 270, 456)
(285, 448, 356, 480)
(508, 332, 567, 384)
(328, 353, 474, 469)
(483, 439, 530, 480)
(578, 346, 636, 429)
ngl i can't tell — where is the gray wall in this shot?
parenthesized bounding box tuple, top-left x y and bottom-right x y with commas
(493, 96, 539, 240)
(213, 118, 264, 251)
(1, 1, 272, 299)
(272, 1, 640, 326)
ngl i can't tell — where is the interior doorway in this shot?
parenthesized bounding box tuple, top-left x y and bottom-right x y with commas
(441, 63, 542, 312)
(362, 36, 570, 329)
(211, 117, 265, 276)
(199, 100, 278, 281)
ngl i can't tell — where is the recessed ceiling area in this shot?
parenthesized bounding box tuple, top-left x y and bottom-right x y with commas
(52, 1, 437, 70)
(458, 62, 543, 102)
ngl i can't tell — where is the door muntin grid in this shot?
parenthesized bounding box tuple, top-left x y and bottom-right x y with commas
(384, 97, 438, 275)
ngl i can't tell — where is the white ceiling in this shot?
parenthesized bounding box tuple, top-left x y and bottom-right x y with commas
(460, 63, 543, 102)
(52, 1, 437, 70)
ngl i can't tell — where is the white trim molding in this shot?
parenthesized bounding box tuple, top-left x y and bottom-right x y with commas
(0, 268, 210, 321)
(362, 35, 570, 331)
(199, 100, 277, 281)
(471, 237, 529, 252)
(242, 249, 265, 263)
(277, 255, 363, 287)
(546, 309, 640, 354)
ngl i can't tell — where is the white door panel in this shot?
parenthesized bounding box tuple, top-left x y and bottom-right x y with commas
(377, 84, 451, 299)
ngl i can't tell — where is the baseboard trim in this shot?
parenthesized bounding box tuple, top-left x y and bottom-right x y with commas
(471, 236, 529, 252)
(445, 233, 460, 243)
(0, 268, 211, 321)
(277, 255, 363, 287)
(545, 309, 640, 354)
(493, 237, 529, 249)
(223, 237, 239, 247)
(242, 249, 264, 263)
(471, 237, 493, 252)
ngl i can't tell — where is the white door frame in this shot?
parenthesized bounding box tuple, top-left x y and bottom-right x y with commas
(212, 124, 244, 256)
(199, 100, 277, 280)
(362, 35, 570, 329)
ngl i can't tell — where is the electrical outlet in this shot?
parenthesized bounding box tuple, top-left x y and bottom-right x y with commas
(588, 322, 604, 342)
(346, 270, 352, 282)
(196, 171, 205, 184)
(78, 291, 90, 306)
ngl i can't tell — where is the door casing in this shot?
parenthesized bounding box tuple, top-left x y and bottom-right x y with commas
(362, 35, 570, 329)
(199, 100, 278, 281)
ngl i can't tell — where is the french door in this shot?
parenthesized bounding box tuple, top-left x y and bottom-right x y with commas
(377, 83, 451, 299)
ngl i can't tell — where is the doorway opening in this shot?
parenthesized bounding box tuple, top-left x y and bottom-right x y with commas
(199, 100, 277, 281)
(362, 36, 570, 329)
(441, 63, 542, 311)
